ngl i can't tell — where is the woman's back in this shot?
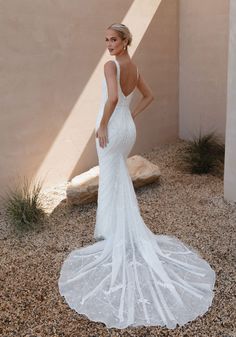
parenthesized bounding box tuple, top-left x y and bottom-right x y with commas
(117, 60, 139, 97)
(95, 59, 138, 132)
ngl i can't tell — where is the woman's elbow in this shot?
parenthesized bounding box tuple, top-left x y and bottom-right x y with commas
(143, 90, 154, 101)
(108, 96, 118, 105)
(149, 91, 155, 101)
(145, 93, 154, 101)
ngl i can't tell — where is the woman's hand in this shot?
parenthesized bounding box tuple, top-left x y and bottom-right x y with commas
(95, 125, 109, 148)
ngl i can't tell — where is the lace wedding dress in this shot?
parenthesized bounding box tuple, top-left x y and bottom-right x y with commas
(58, 59, 215, 329)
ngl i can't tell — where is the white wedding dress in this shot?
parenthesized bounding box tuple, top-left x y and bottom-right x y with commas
(58, 59, 215, 329)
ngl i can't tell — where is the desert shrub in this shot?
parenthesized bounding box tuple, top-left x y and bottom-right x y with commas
(1, 176, 46, 233)
(179, 131, 225, 175)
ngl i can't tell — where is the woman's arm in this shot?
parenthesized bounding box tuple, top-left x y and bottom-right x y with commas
(95, 61, 118, 148)
(131, 73, 154, 119)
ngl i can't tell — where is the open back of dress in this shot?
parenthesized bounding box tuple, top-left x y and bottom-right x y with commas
(58, 60, 215, 329)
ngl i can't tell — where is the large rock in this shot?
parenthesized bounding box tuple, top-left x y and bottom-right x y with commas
(67, 155, 161, 205)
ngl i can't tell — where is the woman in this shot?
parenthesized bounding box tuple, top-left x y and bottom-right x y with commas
(58, 23, 215, 329)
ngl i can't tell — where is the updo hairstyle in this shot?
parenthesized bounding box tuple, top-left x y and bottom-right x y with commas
(107, 23, 132, 49)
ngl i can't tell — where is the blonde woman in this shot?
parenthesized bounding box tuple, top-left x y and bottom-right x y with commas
(59, 23, 215, 329)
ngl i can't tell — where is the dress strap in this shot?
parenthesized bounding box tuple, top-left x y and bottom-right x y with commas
(113, 59, 120, 80)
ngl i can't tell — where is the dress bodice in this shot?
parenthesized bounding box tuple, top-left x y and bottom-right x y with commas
(95, 60, 139, 131)
(101, 59, 139, 107)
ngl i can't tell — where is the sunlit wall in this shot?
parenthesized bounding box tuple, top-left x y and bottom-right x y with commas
(0, 0, 179, 194)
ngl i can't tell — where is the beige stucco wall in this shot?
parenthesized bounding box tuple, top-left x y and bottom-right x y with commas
(179, 0, 229, 141)
(0, 0, 179, 194)
(224, 0, 236, 202)
(132, 0, 179, 152)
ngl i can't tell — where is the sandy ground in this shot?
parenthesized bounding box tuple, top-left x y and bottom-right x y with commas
(0, 139, 235, 337)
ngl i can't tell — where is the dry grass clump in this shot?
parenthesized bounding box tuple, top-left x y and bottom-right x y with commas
(1, 176, 46, 234)
(178, 131, 225, 175)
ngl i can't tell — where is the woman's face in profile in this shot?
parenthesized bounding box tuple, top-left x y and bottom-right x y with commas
(105, 29, 126, 55)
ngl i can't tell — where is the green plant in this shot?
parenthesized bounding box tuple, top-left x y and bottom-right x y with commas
(1, 176, 46, 233)
(179, 131, 225, 175)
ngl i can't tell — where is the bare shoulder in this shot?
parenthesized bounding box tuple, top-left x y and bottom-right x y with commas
(104, 60, 117, 74)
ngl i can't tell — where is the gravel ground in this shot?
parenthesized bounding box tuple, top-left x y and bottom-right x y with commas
(0, 139, 235, 337)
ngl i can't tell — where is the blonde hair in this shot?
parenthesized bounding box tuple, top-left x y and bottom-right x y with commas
(107, 23, 132, 48)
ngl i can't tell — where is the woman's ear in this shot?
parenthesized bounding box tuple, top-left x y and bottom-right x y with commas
(123, 38, 128, 48)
